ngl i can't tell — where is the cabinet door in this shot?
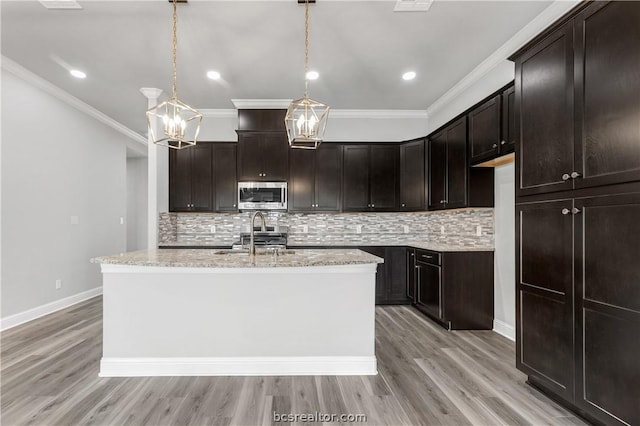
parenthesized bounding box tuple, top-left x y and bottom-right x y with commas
(501, 85, 516, 154)
(315, 144, 342, 212)
(386, 247, 409, 303)
(574, 1, 640, 190)
(406, 249, 416, 302)
(213, 143, 237, 212)
(342, 145, 370, 211)
(370, 145, 399, 211)
(416, 263, 442, 320)
(445, 118, 468, 209)
(400, 140, 425, 211)
(516, 23, 574, 196)
(237, 133, 264, 181)
(190, 144, 214, 211)
(574, 193, 640, 426)
(516, 200, 574, 401)
(428, 132, 447, 210)
(469, 95, 501, 164)
(169, 147, 192, 212)
(288, 148, 315, 212)
(261, 132, 289, 181)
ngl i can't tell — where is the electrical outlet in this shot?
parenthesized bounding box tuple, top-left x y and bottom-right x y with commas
(55, 279, 62, 290)
(356, 225, 363, 234)
(120, 217, 124, 225)
(440, 225, 445, 235)
(301, 225, 309, 234)
(403, 225, 410, 234)
(476, 225, 482, 236)
(210, 225, 216, 233)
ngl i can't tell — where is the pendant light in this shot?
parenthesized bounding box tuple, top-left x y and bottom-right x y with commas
(284, 0, 329, 150)
(146, 0, 202, 149)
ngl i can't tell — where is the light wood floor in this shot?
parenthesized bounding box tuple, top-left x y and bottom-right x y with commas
(1, 297, 587, 426)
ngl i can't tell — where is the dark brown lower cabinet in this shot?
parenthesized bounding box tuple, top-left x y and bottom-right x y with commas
(412, 249, 494, 330)
(360, 247, 411, 305)
(517, 193, 640, 426)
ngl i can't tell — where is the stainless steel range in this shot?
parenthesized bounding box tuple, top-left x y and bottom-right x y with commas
(232, 226, 288, 250)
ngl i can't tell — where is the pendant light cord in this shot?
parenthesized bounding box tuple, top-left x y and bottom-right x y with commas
(171, 0, 178, 99)
(304, 0, 310, 97)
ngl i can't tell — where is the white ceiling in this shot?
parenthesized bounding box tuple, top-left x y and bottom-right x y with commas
(1, 0, 552, 137)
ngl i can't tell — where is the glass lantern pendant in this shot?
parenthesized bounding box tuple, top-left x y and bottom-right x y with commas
(285, 0, 329, 150)
(146, 0, 202, 149)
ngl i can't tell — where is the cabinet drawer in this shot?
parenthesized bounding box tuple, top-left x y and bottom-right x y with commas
(415, 250, 440, 265)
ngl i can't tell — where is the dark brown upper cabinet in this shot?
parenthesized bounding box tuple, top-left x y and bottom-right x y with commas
(343, 144, 399, 212)
(169, 142, 238, 213)
(515, 2, 640, 198)
(573, 1, 640, 190)
(169, 144, 213, 212)
(236, 132, 289, 181)
(468, 84, 516, 166)
(289, 143, 342, 212)
(428, 118, 469, 210)
(213, 143, 238, 212)
(399, 138, 426, 211)
(515, 22, 574, 197)
(469, 94, 501, 164)
(501, 85, 516, 154)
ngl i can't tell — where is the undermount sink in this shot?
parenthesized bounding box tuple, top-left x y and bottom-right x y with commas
(213, 249, 296, 256)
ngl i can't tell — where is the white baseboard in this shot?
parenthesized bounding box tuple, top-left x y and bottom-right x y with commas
(493, 319, 515, 341)
(0, 287, 102, 331)
(100, 356, 378, 377)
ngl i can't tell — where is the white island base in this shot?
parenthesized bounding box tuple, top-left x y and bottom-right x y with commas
(99, 260, 378, 377)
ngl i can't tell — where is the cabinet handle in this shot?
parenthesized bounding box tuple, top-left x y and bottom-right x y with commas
(571, 171, 581, 179)
(401, 203, 406, 207)
(501, 140, 506, 145)
(440, 200, 446, 204)
(232, 204, 236, 207)
(371, 204, 375, 208)
(421, 254, 434, 259)
(562, 208, 570, 215)
(572, 207, 581, 215)
(367, 204, 371, 207)
(562, 173, 571, 181)
(492, 143, 498, 149)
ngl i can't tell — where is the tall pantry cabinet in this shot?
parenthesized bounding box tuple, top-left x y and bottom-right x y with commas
(512, 2, 640, 425)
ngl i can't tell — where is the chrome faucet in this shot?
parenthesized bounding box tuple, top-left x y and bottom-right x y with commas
(249, 211, 266, 257)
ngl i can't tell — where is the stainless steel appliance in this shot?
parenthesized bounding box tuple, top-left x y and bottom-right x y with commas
(238, 182, 287, 211)
(231, 226, 288, 250)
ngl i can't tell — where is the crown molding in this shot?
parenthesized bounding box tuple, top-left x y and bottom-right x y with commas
(200, 109, 237, 118)
(1, 56, 147, 148)
(231, 99, 292, 109)
(329, 109, 427, 120)
(425, 0, 581, 117)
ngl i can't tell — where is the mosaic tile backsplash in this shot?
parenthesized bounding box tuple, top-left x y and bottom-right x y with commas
(159, 208, 494, 248)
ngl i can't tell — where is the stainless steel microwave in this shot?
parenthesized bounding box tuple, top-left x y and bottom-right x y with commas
(238, 182, 287, 211)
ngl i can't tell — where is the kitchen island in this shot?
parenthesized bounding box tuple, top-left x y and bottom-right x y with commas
(92, 248, 382, 377)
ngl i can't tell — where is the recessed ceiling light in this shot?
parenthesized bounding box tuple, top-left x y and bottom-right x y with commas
(206, 70, 221, 80)
(402, 71, 416, 81)
(70, 69, 86, 79)
(305, 71, 319, 80)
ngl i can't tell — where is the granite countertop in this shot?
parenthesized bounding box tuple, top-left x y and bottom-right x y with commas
(158, 241, 494, 252)
(92, 248, 384, 268)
